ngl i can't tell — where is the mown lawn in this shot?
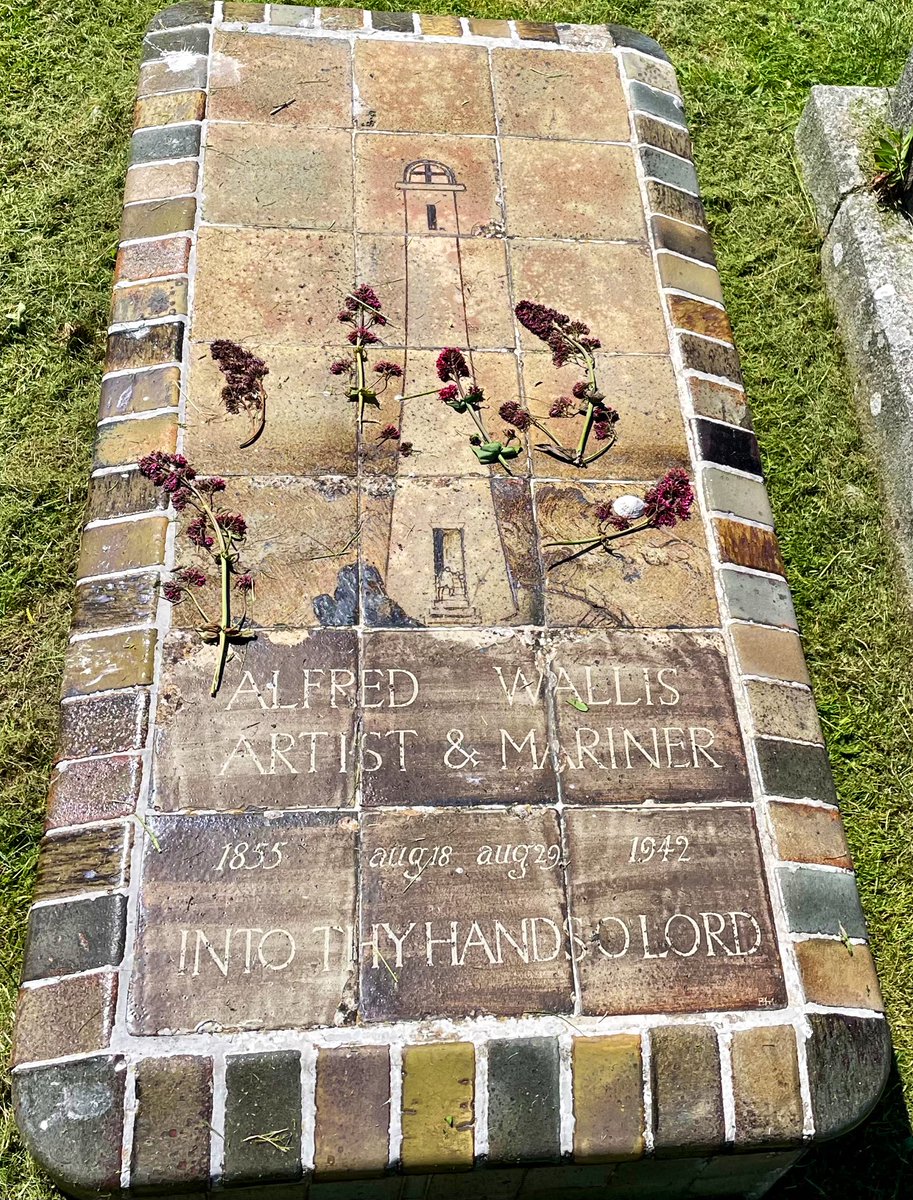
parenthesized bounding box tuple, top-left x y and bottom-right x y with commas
(2, 0, 913, 1195)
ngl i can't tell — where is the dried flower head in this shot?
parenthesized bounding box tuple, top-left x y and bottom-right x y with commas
(175, 566, 207, 588)
(514, 300, 601, 368)
(399, 441, 414, 457)
(499, 401, 533, 431)
(374, 360, 403, 380)
(211, 340, 268, 414)
(549, 396, 575, 418)
(162, 581, 185, 604)
(436, 347, 470, 382)
(235, 574, 254, 593)
(378, 424, 401, 441)
(329, 358, 352, 376)
(139, 451, 195, 488)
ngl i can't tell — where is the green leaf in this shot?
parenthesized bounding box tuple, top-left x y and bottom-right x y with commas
(471, 440, 505, 464)
(566, 697, 590, 712)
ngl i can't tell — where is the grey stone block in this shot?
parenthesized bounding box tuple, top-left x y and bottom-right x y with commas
(795, 85, 890, 233)
(821, 190, 913, 579)
(629, 80, 686, 126)
(806, 1014, 891, 1140)
(640, 146, 700, 195)
(892, 48, 913, 127)
(778, 865, 868, 938)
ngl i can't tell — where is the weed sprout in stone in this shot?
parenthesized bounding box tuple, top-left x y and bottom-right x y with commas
(545, 468, 696, 570)
(509, 300, 618, 468)
(211, 339, 269, 448)
(138, 451, 255, 696)
(330, 284, 403, 431)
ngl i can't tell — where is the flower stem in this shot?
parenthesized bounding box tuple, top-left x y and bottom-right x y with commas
(211, 550, 232, 698)
(239, 382, 267, 449)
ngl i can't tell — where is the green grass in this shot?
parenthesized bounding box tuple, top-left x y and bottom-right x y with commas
(2, 0, 913, 1195)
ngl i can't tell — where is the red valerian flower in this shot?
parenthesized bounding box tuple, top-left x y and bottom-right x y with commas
(139, 451, 195, 488)
(329, 359, 352, 375)
(499, 401, 533, 431)
(378, 424, 401, 441)
(187, 515, 214, 549)
(514, 300, 601, 368)
(438, 383, 459, 402)
(175, 566, 207, 588)
(374, 361, 403, 380)
(436, 347, 470, 382)
(572, 381, 590, 399)
(162, 581, 185, 604)
(643, 467, 695, 528)
(347, 328, 380, 346)
(549, 396, 575, 418)
(235, 574, 254, 592)
(216, 512, 248, 538)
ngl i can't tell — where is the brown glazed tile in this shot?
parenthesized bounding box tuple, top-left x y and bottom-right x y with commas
(85, 469, 164, 523)
(401, 1043, 475, 1172)
(651, 1025, 725, 1155)
(12, 971, 118, 1066)
(360, 808, 573, 1021)
(522, 351, 689, 483)
(551, 630, 749, 804)
(124, 160, 198, 204)
(94, 414, 178, 471)
(115, 235, 191, 284)
(204, 123, 353, 229)
(646, 180, 707, 228)
(770, 801, 850, 868)
(355, 131, 502, 235)
(796, 940, 883, 1011)
(355, 41, 495, 135)
(511, 241, 668, 354)
(468, 17, 510, 37)
(77, 515, 168, 577)
(689, 376, 751, 428)
(635, 114, 692, 159)
(128, 811, 357, 1033)
(715, 517, 785, 575)
(359, 233, 514, 350)
(46, 754, 143, 830)
(359, 630, 554, 806)
(657, 252, 724, 304)
(61, 629, 157, 697)
(209, 31, 352, 126)
(72, 573, 159, 633)
(731, 1025, 804, 1148)
(360, 476, 541, 627)
(515, 20, 559, 42)
(502, 140, 644, 241)
(169, 476, 357, 629)
(314, 1046, 390, 1179)
(110, 278, 188, 325)
(745, 680, 823, 744)
(33, 823, 132, 903)
(320, 6, 363, 29)
(730, 623, 809, 685)
(121, 197, 196, 242)
(133, 89, 206, 129)
(572, 1035, 644, 1161)
(679, 332, 742, 382)
(99, 364, 181, 420)
(536, 481, 719, 629)
(57, 691, 149, 761)
(105, 322, 184, 372)
(491, 48, 629, 142)
(668, 295, 733, 343)
(132, 1056, 213, 1190)
(153, 629, 358, 812)
(185, 341, 357, 477)
(420, 13, 462, 36)
(566, 808, 786, 1014)
(652, 216, 716, 265)
(192, 227, 353, 344)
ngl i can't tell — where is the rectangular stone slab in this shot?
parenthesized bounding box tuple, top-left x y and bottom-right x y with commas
(12, 8, 887, 1200)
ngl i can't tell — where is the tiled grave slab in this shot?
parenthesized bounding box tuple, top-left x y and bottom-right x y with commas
(13, 9, 886, 1199)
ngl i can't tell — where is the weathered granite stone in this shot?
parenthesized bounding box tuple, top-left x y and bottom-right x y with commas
(13, 971, 118, 1066)
(13, 1056, 126, 1198)
(720, 568, 798, 629)
(805, 1014, 891, 1139)
(46, 753, 143, 829)
(57, 690, 149, 760)
(893, 49, 913, 126)
(488, 1038, 560, 1165)
(795, 86, 890, 233)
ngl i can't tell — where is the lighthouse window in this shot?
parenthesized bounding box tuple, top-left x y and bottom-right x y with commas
(426, 203, 438, 230)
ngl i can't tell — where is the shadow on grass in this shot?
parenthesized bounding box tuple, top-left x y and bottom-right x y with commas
(769, 1063, 913, 1199)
